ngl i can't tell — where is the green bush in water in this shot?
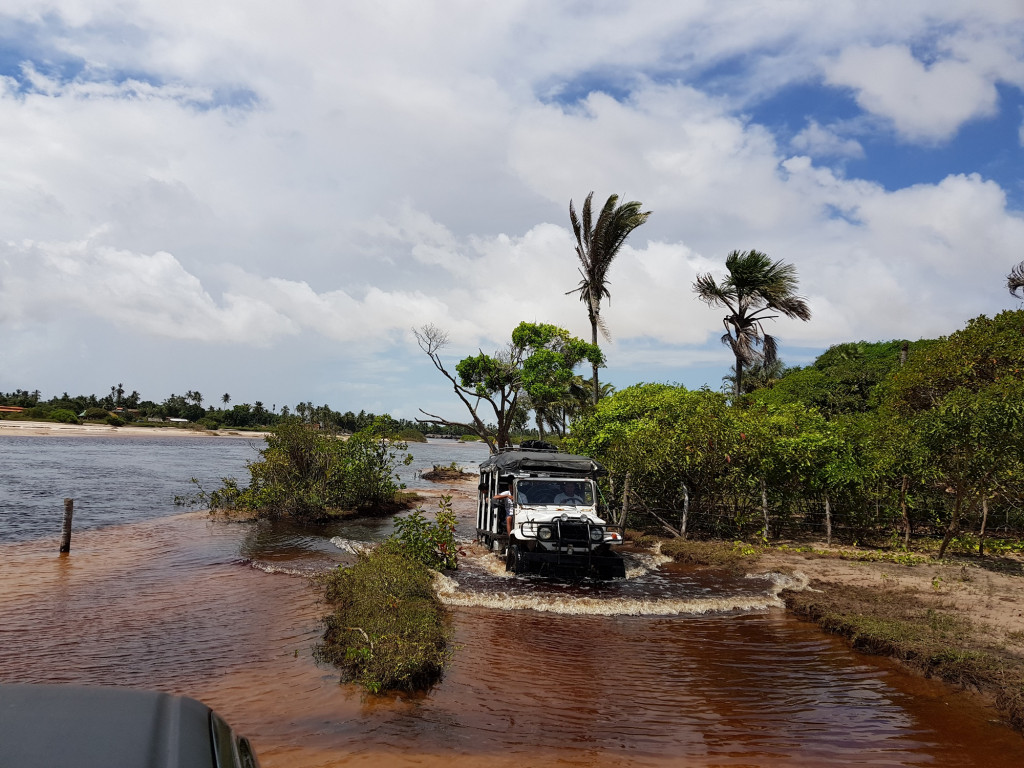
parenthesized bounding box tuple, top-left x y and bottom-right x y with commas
(388, 495, 459, 570)
(181, 418, 412, 519)
(316, 547, 450, 694)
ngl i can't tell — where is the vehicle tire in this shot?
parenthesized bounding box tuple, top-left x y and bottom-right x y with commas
(506, 543, 522, 574)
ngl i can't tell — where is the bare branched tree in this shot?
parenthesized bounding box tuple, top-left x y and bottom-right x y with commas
(413, 324, 522, 452)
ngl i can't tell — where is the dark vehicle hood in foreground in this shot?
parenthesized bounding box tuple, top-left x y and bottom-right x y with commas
(0, 683, 242, 768)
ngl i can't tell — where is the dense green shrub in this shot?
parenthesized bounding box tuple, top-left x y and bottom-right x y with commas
(184, 418, 412, 519)
(106, 415, 125, 427)
(315, 547, 450, 694)
(82, 407, 110, 421)
(386, 495, 459, 570)
(50, 409, 79, 424)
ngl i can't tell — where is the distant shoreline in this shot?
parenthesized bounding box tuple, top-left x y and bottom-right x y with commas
(0, 420, 270, 440)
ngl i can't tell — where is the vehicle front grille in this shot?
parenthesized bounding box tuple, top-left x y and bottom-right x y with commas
(557, 522, 590, 543)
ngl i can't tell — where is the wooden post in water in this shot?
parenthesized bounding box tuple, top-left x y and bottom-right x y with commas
(59, 498, 74, 554)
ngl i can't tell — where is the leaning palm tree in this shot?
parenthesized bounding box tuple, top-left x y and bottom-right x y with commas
(568, 192, 651, 404)
(1008, 261, 1024, 299)
(694, 249, 811, 398)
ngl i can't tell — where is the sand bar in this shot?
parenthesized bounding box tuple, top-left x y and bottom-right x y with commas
(0, 419, 269, 439)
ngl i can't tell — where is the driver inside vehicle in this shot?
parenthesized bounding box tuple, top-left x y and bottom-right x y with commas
(553, 482, 584, 505)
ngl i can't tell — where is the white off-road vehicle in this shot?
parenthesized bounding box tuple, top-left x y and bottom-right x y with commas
(476, 444, 625, 579)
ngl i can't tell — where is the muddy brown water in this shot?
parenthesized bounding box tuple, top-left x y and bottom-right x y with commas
(2, 510, 1023, 767)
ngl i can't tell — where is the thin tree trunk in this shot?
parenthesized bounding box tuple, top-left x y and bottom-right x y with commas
(761, 480, 769, 541)
(937, 492, 964, 559)
(824, 493, 832, 548)
(680, 483, 689, 540)
(591, 313, 600, 405)
(979, 494, 989, 556)
(899, 475, 910, 549)
(618, 472, 631, 531)
(735, 351, 743, 399)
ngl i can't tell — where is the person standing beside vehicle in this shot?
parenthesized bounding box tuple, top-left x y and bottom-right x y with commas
(493, 488, 514, 533)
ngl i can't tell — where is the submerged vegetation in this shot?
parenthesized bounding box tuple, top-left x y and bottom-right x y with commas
(316, 496, 458, 693)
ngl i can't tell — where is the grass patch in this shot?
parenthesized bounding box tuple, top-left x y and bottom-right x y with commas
(783, 582, 1024, 732)
(658, 538, 763, 568)
(315, 546, 450, 694)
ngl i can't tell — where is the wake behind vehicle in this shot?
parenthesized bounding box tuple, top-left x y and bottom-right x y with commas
(476, 443, 626, 579)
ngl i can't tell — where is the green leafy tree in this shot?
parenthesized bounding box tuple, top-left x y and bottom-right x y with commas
(881, 310, 1024, 557)
(568, 192, 651, 405)
(415, 321, 601, 452)
(693, 249, 811, 398)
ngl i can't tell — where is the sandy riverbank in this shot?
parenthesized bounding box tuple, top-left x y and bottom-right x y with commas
(0, 419, 270, 439)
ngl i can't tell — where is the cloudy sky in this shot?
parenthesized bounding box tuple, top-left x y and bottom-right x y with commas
(1, 1, 1023, 420)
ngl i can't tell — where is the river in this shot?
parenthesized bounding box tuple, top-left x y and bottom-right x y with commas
(0, 435, 1021, 766)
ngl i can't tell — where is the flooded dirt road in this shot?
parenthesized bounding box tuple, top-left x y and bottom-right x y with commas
(2, 507, 1023, 767)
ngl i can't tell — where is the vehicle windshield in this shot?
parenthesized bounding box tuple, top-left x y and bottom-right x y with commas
(515, 479, 595, 506)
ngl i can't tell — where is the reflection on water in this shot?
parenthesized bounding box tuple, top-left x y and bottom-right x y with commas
(1, 437, 1022, 766)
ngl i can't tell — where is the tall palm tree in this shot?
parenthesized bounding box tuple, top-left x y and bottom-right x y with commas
(568, 191, 651, 405)
(1008, 261, 1024, 299)
(693, 249, 811, 398)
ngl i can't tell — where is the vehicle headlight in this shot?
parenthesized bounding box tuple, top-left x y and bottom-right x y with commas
(579, 514, 590, 524)
(560, 513, 569, 522)
(538, 526, 553, 541)
(590, 527, 603, 542)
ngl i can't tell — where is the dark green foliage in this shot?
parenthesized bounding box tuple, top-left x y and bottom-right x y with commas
(82, 407, 110, 421)
(755, 340, 930, 416)
(50, 409, 79, 424)
(316, 547, 450, 694)
(106, 415, 125, 427)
